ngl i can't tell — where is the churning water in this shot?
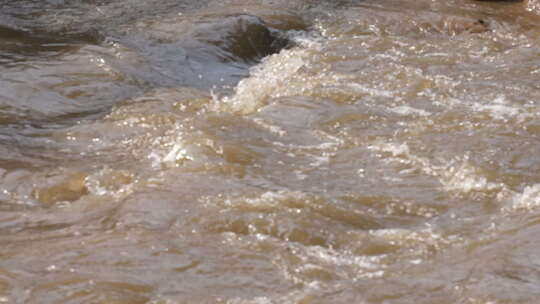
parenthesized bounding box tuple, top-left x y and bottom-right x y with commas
(1, 0, 540, 303)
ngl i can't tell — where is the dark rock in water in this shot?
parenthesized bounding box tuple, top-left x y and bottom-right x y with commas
(193, 15, 292, 64)
(33, 172, 88, 206)
(118, 14, 294, 89)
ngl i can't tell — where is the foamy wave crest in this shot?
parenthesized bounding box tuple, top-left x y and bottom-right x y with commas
(302, 246, 386, 279)
(472, 95, 532, 121)
(390, 105, 431, 117)
(211, 31, 326, 115)
(148, 136, 194, 169)
(370, 227, 463, 257)
(85, 167, 136, 199)
(503, 184, 540, 211)
(368, 141, 507, 195)
(444, 95, 537, 122)
(212, 48, 308, 114)
(440, 160, 503, 193)
(210, 190, 317, 213)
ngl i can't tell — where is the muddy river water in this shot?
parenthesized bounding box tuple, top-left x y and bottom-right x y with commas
(1, 0, 540, 303)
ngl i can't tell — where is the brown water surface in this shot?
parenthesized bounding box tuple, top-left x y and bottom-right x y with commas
(1, 0, 540, 303)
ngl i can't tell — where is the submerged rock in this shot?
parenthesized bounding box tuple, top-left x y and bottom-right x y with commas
(131, 14, 292, 63)
(195, 15, 292, 64)
(120, 14, 295, 89)
(33, 172, 88, 206)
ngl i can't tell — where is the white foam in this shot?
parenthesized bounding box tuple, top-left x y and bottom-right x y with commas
(272, 140, 339, 152)
(390, 105, 431, 117)
(288, 30, 324, 49)
(251, 117, 287, 136)
(213, 48, 308, 114)
(303, 246, 386, 279)
(368, 142, 411, 157)
(370, 227, 463, 255)
(505, 184, 540, 211)
(438, 161, 504, 194)
(347, 83, 395, 98)
(148, 138, 193, 168)
(210, 31, 335, 115)
(84, 167, 136, 199)
(441, 95, 535, 122)
(471, 95, 525, 121)
(221, 191, 311, 211)
(162, 143, 189, 164)
(368, 141, 507, 194)
(309, 154, 330, 167)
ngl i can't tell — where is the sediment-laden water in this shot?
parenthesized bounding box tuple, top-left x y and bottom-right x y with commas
(1, 0, 540, 303)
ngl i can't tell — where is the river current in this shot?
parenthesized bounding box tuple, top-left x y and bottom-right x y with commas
(1, 0, 540, 303)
